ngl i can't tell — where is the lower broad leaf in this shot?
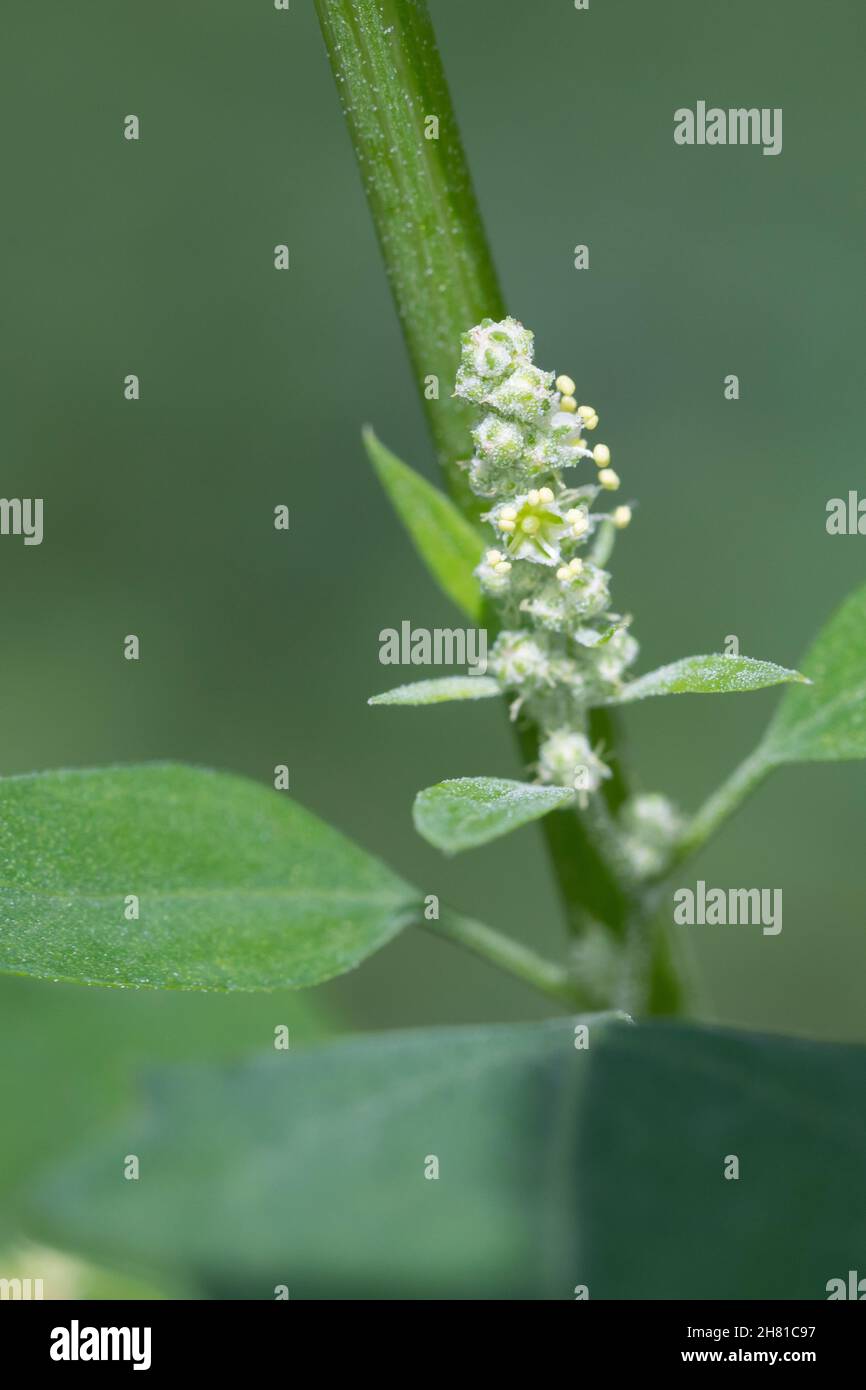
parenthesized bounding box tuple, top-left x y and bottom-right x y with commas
(27, 1015, 615, 1298)
(26, 1018, 866, 1299)
(0, 764, 417, 991)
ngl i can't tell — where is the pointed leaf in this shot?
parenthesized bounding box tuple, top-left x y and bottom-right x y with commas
(611, 653, 808, 704)
(369, 676, 501, 706)
(413, 776, 574, 853)
(0, 764, 416, 991)
(761, 581, 866, 763)
(28, 1015, 619, 1298)
(363, 427, 485, 620)
(26, 1018, 866, 1299)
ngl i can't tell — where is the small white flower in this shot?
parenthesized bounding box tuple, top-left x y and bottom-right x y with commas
(481, 363, 554, 424)
(620, 794, 683, 876)
(538, 730, 611, 793)
(475, 548, 513, 596)
(489, 631, 557, 690)
(592, 627, 639, 685)
(455, 317, 535, 400)
(472, 414, 526, 464)
(489, 493, 568, 563)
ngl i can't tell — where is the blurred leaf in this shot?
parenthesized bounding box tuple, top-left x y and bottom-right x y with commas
(0, 974, 334, 1247)
(761, 582, 866, 763)
(611, 653, 807, 704)
(363, 427, 485, 620)
(28, 1017, 866, 1298)
(369, 676, 501, 706)
(413, 776, 574, 853)
(29, 1015, 617, 1298)
(578, 1021, 866, 1298)
(0, 764, 417, 991)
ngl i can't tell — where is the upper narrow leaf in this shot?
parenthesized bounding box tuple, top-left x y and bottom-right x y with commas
(363, 427, 485, 621)
(413, 776, 574, 853)
(611, 653, 808, 704)
(0, 764, 416, 991)
(761, 581, 866, 764)
(369, 676, 501, 706)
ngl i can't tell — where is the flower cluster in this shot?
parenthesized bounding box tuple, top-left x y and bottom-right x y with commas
(455, 316, 639, 795)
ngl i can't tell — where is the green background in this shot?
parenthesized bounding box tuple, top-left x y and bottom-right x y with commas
(1, 0, 864, 1292)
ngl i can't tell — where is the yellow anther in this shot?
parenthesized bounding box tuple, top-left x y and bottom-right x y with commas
(527, 489, 540, 505)
(538, 486, 554, 502)
(584, 413, 599, 430)
(559, 395, 577, 413)
(494, 560, 512, 575)
(486, 549, 503, 564)
(613, 505, 632, 529)
(555, 374, 576, 396)
(577, 404, 595, 420)
(592, 444, 611, 468)
(569, 557, 584, 574)
(598, 468, 620, 491)
(556, 565, 571, 582)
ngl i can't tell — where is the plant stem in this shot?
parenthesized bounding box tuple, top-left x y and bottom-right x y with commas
(315, 0, 504, 518)
(419, 909, 595, 1009)
(315, 0, 666, 1002)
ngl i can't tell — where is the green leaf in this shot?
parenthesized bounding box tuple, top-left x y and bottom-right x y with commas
(0, 973, 335, 1248)
(28, 1015, 616, 1298)
(369, 676, 501, 706)
(578, 1021, 866, 1298)
(612, 653, 808, 704)
(761, 581, 866, 763)
(413, 776, 574, 853)
(27, 1018, 866, 1299)
(363, 427, 486, 620)
(0, 764, 416, 991)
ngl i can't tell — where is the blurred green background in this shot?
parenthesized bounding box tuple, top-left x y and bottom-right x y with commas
(1, 0, 864, 1293)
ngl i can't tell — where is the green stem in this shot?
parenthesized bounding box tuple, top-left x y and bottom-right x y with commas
(515, 715, 632, 940)
(315, 0, 658, 994)
(420, 909, 594, 1009)
(315, 0, 504, 518)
